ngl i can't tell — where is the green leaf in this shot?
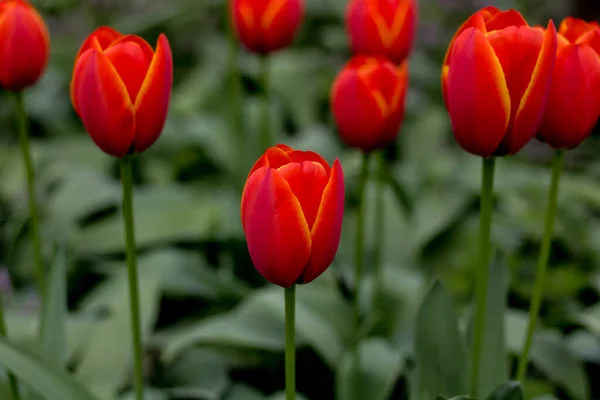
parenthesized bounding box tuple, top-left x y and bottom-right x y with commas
(336, 338, 404, 400)
(486, 381, 523, 400)
(412, 279, 467, 400)
(467, 257, 508, 398)
(0, 336, 99, 400)
(39, 245, 68, 366)
(435, 396, 473, 400)
(224, 384, 265, 400)
(267, 392, 308, 400)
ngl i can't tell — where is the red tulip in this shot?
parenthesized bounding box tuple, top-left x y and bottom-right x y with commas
(538, 17, 600, 149)
(331, 56, 408, 152)
(230, 0, 304, 54)
(70, 27, 173, 157)
(346, 0, 417, 64)
(0, 0, 50, 91)
(241, 144, 345, 288)
(442, 7, 557, 157)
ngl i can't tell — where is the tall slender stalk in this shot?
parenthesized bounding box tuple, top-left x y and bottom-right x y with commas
(0, 295, 21, 400)
(372, 152, 386, 299)
(515, 149, 565, 381)
(225, 0, 244, 172)
(285, 285, 296, 400)
(119, 156, 144, 400)
(14, 92, 44, 300)
(353, 152, 371, 335)
(259, 55, 271, 151)
(470, 157, 496, 397)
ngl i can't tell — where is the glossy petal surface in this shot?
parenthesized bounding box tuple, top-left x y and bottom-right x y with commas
(446, 28, 510, 156)
(241, 167, 311, 288)
(301, 159, 345, 284)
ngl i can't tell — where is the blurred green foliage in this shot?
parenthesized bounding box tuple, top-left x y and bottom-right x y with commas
(1, 0, 600, 399)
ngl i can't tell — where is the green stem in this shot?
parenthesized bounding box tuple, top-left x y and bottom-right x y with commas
(470, 156, 496, 397)
(0, 295, 21, 400)
(515, 149, 565, 381)
(259, 55, 271, 151)
(285, 285, 296, 400)
(372, 152, 386, 299)
(226, 2, 244, 173)
(14, 92, 44, 300)
(353, 152, 371, 337)
(119, 156, 144, 400)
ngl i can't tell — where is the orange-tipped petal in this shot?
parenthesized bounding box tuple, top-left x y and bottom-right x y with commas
(248, 145, 293, 177)
(287, 149, 331, 174)
(104, 37, 153, 103)
(301, 159, 344, 284)
(133, 34, 173, 153)
(73, 49, 135, 157)
(559, 17, 595, 43)
(75, 26, 121, 59)
(485, 9, 527, 31)
(446, 28, 510, 156)
(578, 27, 600, 56)
(539, 43, 600, 148)
(277, 160, 329, 229)
(260, 0, 303, 53)
(509, 20, 557, 153)
(241, 167, 311, 287)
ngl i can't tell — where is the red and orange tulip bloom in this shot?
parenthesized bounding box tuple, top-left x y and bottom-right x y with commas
(538, 17, 600, 149)
(230, 0, 304, 54)
(0, 0, 49, 91)
(346, 0, 416, 64)
(241, 144, 345, 288)
(70, 27, 173, 157)
(442, 7, 557, 157)
(331, 56, 408, 152)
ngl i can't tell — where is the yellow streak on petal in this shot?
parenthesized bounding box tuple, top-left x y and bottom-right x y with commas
(261, 0, 286, 30)
(370, 3, 410, 48)
(239, 3, 254, 29)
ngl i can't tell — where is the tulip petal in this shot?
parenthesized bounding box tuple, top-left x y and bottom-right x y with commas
(277, 160, 329, 229)
(301, 159, 344, 284)
(75, 26, 121, 59)
(241, 167, 311, 287)
(446, 28, 510, 156)
(248, 145, 293, 177)
(509, 21, 557, 153)
(104, 37, 153, 103)
(287, 149, 331, 175)
(559, 17, 595, 43)
(73, 49, 135, 157)
(485, 9, 527, 31)
(539, 43, 600, 148)
(133, 34, 173, 153)
(260, 0, 303, 52)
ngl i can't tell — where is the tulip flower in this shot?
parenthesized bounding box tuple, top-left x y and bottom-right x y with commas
(331, 56, 408, 152)
(538, 17, 600, 149)
(230, 0, 304, 54)
(241, 144, 345, 288)
(0, 0, 50, 91)
(346, 0, 417, 64)
(442, 7, 557, 157)
(71, 27, 173, 157)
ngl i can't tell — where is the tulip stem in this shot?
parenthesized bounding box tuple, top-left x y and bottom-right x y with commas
(470, 156, 496, 397)
(353, 152, 371, 340)
(14, 92, 44, 301)
(119, 156, 145, 400)
(372, 151, 386, 303)
(285, 284, 296, 400)
(515, 149, 565, 382)
(259, 55, 271, 151)
(226, 2, 245, 175)
(0, 295, 21, 400)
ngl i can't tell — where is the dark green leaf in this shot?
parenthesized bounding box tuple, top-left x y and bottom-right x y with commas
(486, 381, 522, 400)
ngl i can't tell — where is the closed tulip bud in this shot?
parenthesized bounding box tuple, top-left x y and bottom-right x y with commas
(346, 0, 417, 64)
(538, 17, 600, 149)
(70, 27, 173, 157)
(241, 144, 345, 288)
(442, 7, 557, 157)
(230, 0, 304, 54)
(331, 56, 408, 152)
(0, 0, 50, 91)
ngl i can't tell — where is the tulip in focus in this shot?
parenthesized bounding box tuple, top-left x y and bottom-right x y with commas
(71, 27, 173, 157)
(346, 0, 417, 64)
(241, 144, 345, 288)
(0, 0, 50, 91)
(331, 56, 408, 152)
(538, 17, 600, 149)
(230, 0, 304, 54)
(442, 7, 557, 157)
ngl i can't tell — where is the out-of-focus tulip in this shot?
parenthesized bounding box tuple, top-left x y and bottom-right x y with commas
(346, 0, 417, 64)
(230, 0, 304, 54)
(0, 0, 50, 91)
(70, 27, 173, 157)
(241, 144, 345, 288)
(441, 7, 557, 157)
(538, 17, 600, 149)
(331, 56, 408, 152)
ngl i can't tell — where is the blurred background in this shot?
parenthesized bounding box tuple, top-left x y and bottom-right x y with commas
(1, 0, 600, 399)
